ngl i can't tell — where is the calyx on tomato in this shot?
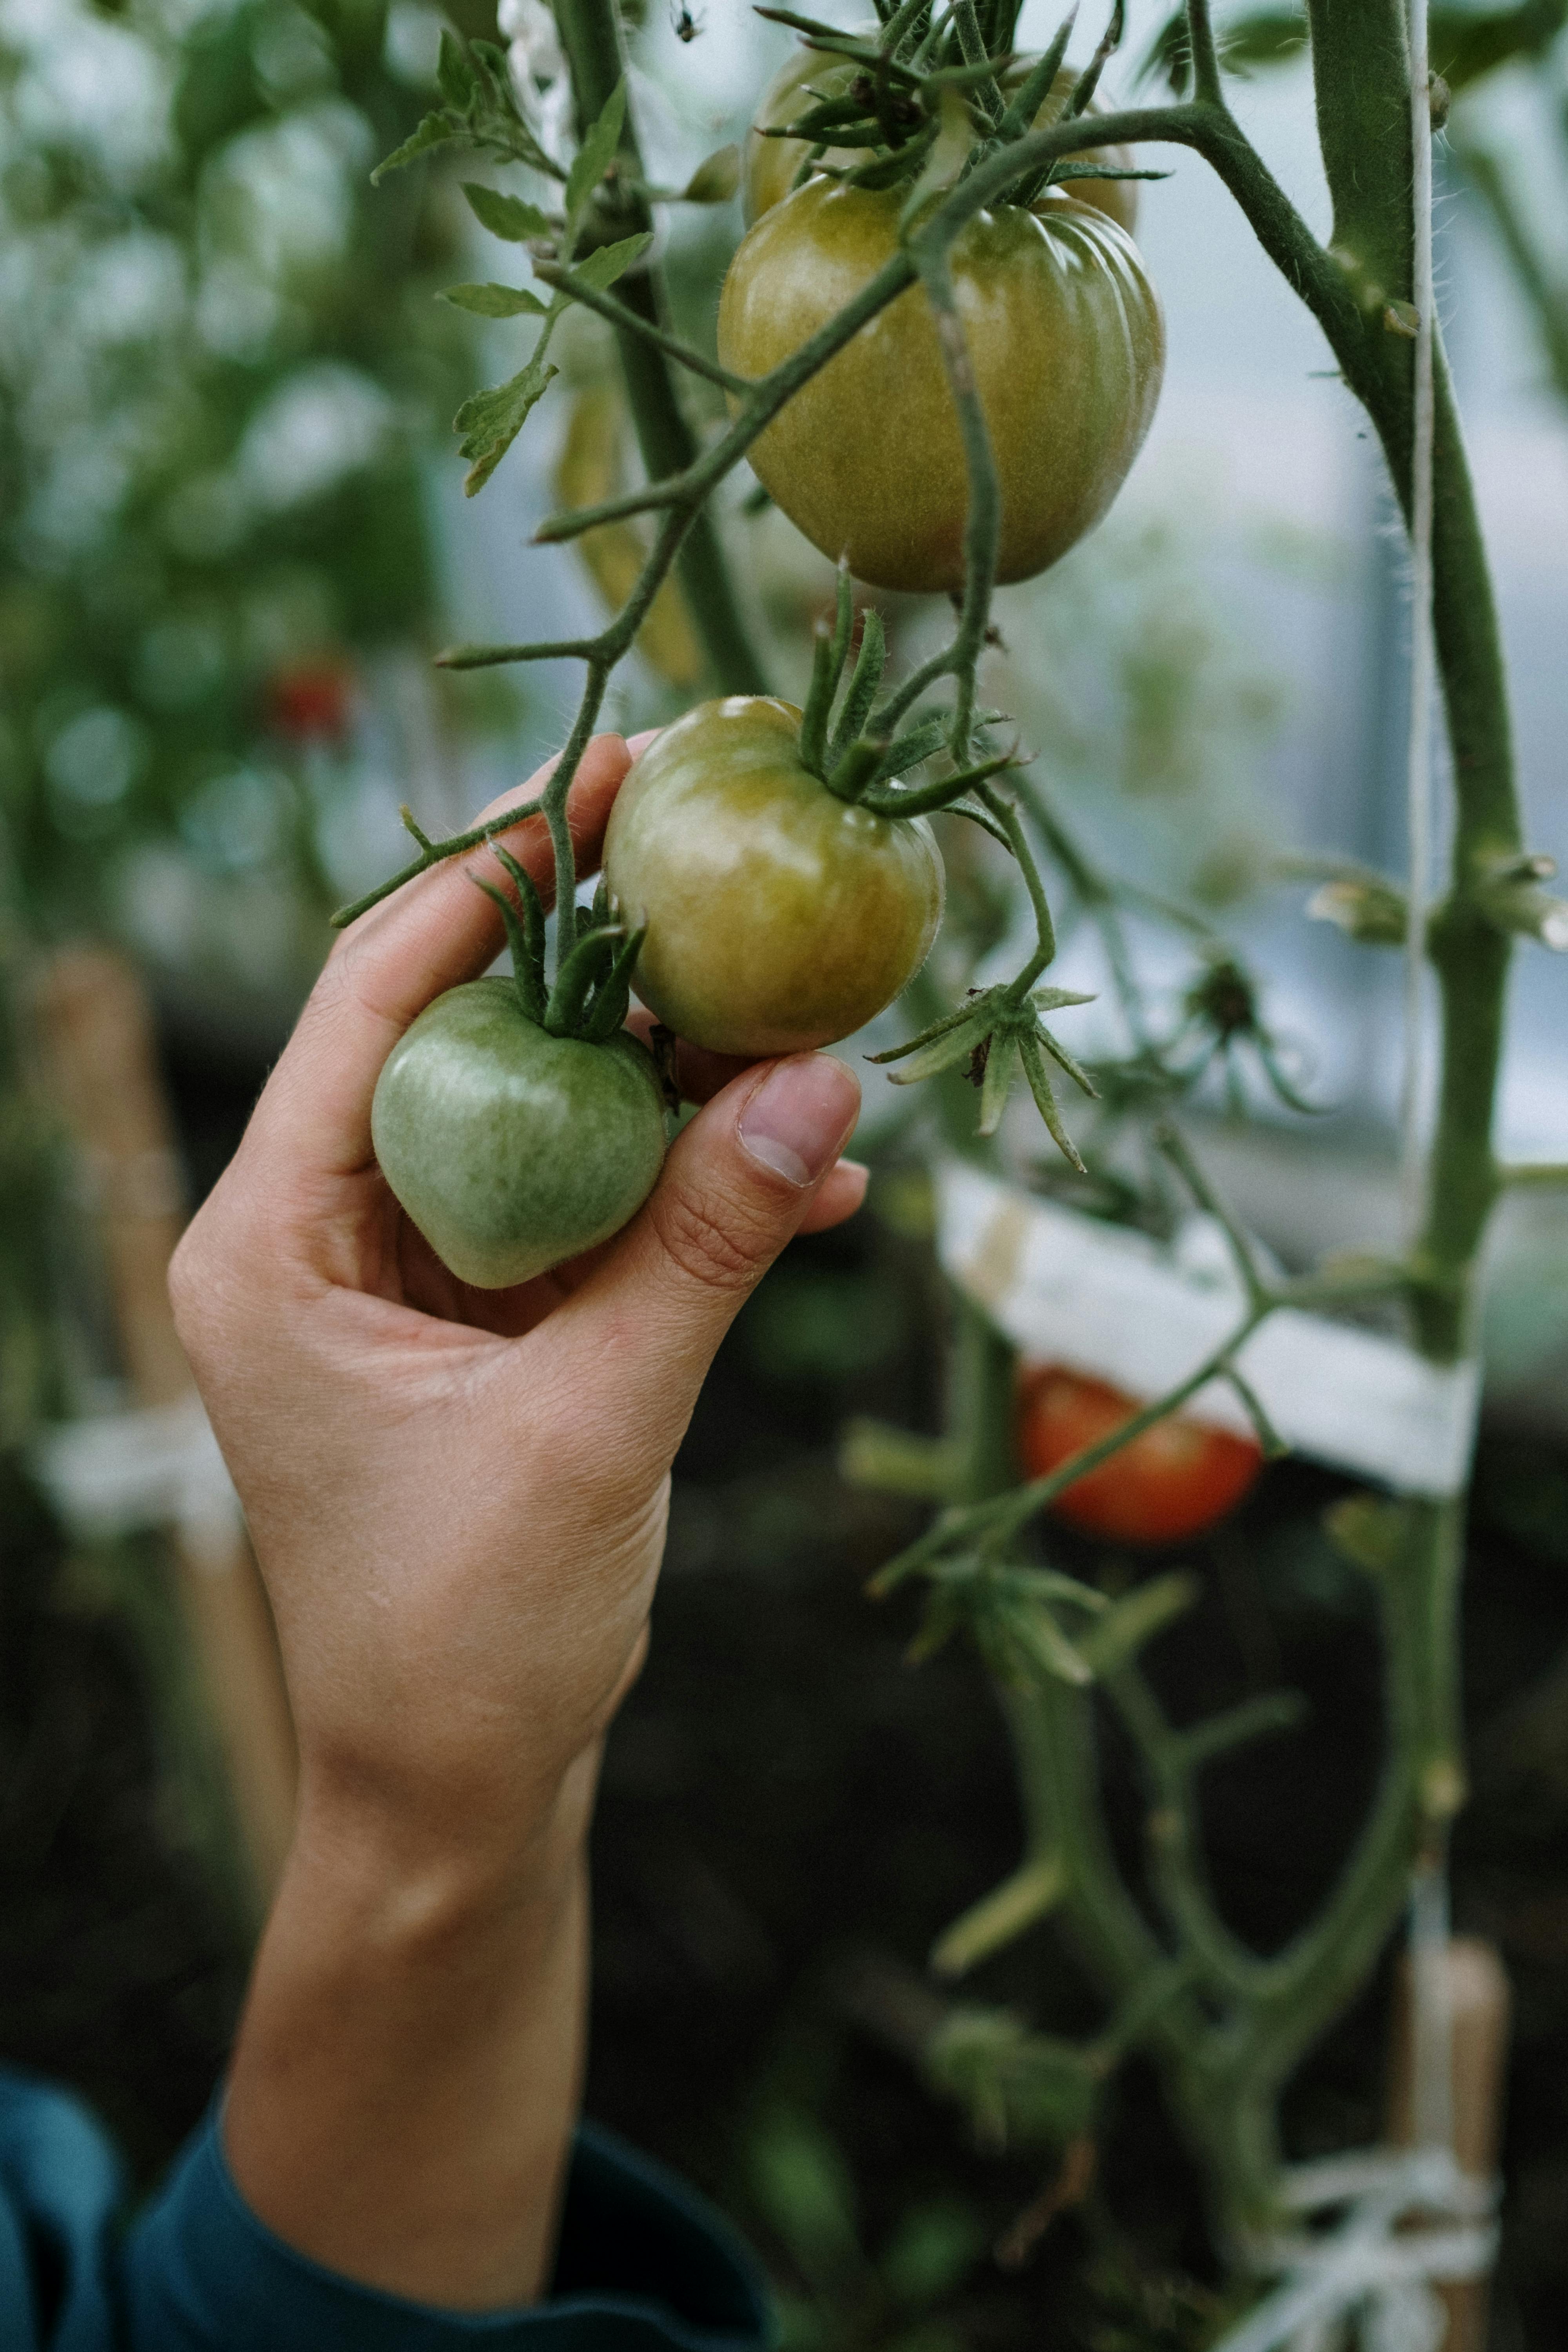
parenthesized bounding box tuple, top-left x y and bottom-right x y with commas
(604, 571, 957, 1058)
(370, 848, 667, 1289)
(743, 43, 1143, 235)
(718, 177, 1164, 597)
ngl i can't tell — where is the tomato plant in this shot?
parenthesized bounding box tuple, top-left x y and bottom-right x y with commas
(1016, 1364, 1264, 1545)
(344, 0, 1555, 2303)
(604, 690, 944, 1056)
(371, 849, 665, 1288)
(717, 179, 1163, 595)
(743, 47, 1139, 233)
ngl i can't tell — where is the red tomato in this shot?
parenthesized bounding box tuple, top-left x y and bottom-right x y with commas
(267, 661, 354, 743)
(1017, 1366, 1263, 1545)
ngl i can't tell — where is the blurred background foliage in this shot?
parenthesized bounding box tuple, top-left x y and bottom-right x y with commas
(0, 0, 520, 1014)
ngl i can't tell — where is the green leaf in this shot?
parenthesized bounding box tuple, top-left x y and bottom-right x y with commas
(462, 183, 552, 242)
(566, 78, 627, 225)
(747, 2110, 861, 2284)
(455, 351, 560, 494)
(880, 2200, 984, 2310)
(571, 231, 653, 293)
(436, 27, 477, 107)
(372, 111, 457, 185)
(682, 142, 741, 203)
(440, 281, 549, 317)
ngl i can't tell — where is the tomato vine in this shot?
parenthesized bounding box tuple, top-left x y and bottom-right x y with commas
(335, 0, 1568, 2286)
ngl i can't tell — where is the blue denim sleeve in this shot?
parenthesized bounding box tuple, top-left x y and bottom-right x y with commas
(0, 2067, 774, 2352)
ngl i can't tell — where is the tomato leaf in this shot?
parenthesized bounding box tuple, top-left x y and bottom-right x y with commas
(570, 231, 654, 294)
(455, 350, 561, 494)
(436, 27, 478, 108)
(440, 281, 550, 317)
(372, 111, 458, 185)
(462, 183, 553, 242)
(566, 79, 627, 226)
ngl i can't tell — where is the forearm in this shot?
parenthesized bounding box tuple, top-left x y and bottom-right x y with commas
(222, 1750, 598, 2311)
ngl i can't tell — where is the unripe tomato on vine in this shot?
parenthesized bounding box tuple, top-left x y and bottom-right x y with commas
(371, 849, 667, 1289)
(604, 694, 944, 1057)
(743, 47, 1141, 234)
(718, 181, 1164, 595)
(1017, 1366, 1264, 1545)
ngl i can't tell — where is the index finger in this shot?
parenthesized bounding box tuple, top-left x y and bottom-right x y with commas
(243, 733, 634, 1187)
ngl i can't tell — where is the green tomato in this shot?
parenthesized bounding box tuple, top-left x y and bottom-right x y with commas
(603, 696, 944, 1058)
(743, 46, 1140, 235)
(717, 179, 1164, 596)
(371, 980, 667, 1288)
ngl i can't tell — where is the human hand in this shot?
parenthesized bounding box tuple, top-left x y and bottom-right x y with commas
(170, 733, 865, 2306)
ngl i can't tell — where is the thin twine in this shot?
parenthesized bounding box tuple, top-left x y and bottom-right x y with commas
(1399, 0, 1437, 1240)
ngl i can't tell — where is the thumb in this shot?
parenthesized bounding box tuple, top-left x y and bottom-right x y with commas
(561, 1052, 861, 1438)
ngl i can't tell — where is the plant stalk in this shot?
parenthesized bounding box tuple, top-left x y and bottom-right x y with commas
(550, 0, 770, 694)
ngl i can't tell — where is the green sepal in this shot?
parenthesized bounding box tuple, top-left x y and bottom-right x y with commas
(798, 617, 839, 778)
(543, 922, 625, 1037)
(862, 745, 1021, 818)
(1019, 1032, 1087, 1173)
(996, 11, 1076, 139)
(492, 843, 546, 948)
(823, 736, 885, 804)
(977, 1030, 1018, 1136)
(1036, 1022, 1099, 1099)
(581, 925, 646, 1043)
(876, 1010, 989, 1086)
(827, 609, 887, 769)
(763, 95, 868, 140)
(867, 992, 991, 1063)
(468, 874, 547, 1025)
(839, 125, 941, 194)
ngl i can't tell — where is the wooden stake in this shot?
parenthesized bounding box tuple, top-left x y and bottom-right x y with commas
(1386, 1936, 1511, 2352)
(32, 947, 296, 1912)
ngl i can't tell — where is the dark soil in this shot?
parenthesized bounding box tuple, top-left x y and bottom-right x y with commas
(3, 1031, 1566, 2348)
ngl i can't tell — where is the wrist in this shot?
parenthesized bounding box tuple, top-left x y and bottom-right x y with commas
(224, 1747, 597, 2308)
(285, 1736, 602, 1943)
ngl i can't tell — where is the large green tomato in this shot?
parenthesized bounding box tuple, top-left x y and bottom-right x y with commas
(743, 47, 1140, 234)
(603, 697, 944, 1058)
(717, 181, 1164, 596)
(371, 980, 667, 1288)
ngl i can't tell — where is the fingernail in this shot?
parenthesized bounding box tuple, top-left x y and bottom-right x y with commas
(626, 729, 659, 758)
(739, 1056, 860, 1188)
